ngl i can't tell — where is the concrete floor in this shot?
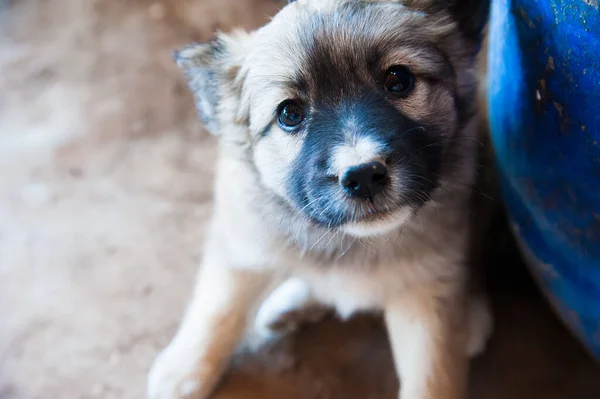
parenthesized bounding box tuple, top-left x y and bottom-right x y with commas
(0, 1, 598, 398)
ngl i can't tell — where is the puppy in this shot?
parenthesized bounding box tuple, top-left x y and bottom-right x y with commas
(148, 1, 493, 398)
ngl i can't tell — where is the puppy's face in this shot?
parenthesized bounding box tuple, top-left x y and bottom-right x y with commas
(176, 0, 488, 237)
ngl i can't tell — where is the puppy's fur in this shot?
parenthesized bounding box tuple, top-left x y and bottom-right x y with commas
(148, 1, 493, 398)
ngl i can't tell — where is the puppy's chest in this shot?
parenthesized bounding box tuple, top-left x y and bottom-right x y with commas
(294, 256, 455, 319)
(300, 268, 390, 318)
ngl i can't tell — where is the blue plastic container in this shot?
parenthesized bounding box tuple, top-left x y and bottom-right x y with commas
(487, 0, 600, 359)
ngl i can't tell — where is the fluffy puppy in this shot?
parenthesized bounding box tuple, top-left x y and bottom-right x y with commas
(148, 1, 493, 398)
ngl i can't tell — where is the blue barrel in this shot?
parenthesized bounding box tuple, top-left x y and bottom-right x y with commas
(487, 0, 600, 359)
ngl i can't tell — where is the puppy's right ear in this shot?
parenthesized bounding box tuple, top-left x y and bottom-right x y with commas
(174, 31, 253, 136)
(174, 42, 221, 135)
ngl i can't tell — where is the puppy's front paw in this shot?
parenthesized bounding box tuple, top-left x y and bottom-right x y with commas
(147, 344, 216, 399)
(254, 278, 328, 342)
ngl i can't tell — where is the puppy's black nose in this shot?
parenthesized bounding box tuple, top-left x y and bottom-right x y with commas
(340, 161, 388, 200)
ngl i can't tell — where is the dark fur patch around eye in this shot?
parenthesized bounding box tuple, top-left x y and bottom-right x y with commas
(290, 5, 457, 106)
(286, 89, 445, 225)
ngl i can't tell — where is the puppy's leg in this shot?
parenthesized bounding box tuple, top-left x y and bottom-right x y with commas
(385, 287, 468, 399)
(253, 278, 328, 345)
(148, 263, 271, 399)
(466, 294, 493, 357)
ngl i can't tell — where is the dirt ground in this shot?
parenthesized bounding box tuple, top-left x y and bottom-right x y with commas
(0, 1, 599, 399)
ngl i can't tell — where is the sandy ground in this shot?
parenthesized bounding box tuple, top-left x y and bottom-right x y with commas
(0, 1, 599, 399)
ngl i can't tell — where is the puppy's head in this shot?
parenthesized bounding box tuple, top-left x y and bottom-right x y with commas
(176, 0, 489, 238)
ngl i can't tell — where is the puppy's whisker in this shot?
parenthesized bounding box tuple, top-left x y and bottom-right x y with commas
(413, 141, 445, 154)
(445, 136, 485, 146)
(290, 196, 324, 227)
(402, 125, 426, 135)
(339, 235, 357, 259)
(257, 212, 287, 242)
(324, 228, 341, 249)
(309, 227, 333, 254)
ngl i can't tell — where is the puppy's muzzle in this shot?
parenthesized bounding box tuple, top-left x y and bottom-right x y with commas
(340, 161, 388, 201)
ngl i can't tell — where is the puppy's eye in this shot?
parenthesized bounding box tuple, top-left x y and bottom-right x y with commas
(277, 100, 306, 131)
(384, 66, 415, 97)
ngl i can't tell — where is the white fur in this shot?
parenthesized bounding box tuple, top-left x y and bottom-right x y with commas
(331, 136, 383, 176)
(254, 277, 314, 339)
(253, 128, 303, 201)
(385, 299, 433, 398)
(342, 206, 413, 237)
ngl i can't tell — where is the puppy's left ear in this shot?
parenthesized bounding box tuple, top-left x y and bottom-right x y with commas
(446, 0, 490, 43)
(406, 0, 489, 44)
(174, 31, 253, 136)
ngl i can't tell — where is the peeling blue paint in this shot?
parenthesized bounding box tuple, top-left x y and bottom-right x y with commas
(488, 0, 600, 359)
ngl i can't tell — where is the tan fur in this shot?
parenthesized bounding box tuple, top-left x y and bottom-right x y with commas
(386, 287, 469, 399)
(148, 1, 493, 398)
